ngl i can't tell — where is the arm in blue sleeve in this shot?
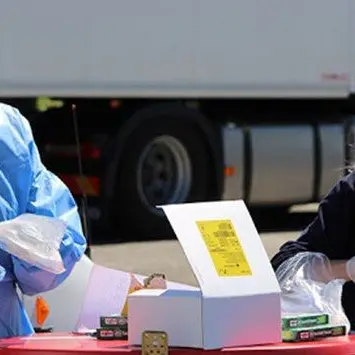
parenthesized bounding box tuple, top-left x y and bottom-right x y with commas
(271, 172, 355, 271)
(11, 117, 87, 296)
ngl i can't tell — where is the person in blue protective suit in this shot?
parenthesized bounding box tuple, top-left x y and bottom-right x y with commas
(0, 103, 87, 338)
(271, 171, 355, 330)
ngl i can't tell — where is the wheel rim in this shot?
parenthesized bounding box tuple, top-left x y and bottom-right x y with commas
(137, 135, 192, 214)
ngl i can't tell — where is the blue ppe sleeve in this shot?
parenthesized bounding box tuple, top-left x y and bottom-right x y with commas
(271, 172, 355, 271)
(0, 104, 87, 296)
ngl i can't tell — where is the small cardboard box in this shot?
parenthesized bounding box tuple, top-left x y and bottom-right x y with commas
(282, 325, 347, 342)
(128, 200, 281, 349)
(282, 314, 329, 330)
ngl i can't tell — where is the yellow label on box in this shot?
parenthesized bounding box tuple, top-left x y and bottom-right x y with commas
(196, 219, 252, 277)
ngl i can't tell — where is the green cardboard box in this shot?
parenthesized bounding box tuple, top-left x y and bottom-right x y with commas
(282, 324, 347, 342)
(282, 314, 329, 330)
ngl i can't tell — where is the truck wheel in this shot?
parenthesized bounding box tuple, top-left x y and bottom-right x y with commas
(136, 135, 192, 214)
(108, 106, 217, 239)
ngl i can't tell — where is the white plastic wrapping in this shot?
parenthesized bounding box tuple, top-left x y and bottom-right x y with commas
(276, 252, 350, 333)
(0, 213, 67, 275)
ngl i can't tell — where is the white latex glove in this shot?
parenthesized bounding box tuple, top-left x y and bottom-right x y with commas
(303, 252, 333, 283)
(346, 256, 355, 282)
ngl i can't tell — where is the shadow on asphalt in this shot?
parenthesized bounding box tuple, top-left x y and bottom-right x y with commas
(251, 209, 316, 233)
(91, 210, 317, 246)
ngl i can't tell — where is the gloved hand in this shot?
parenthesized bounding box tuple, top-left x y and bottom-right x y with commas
(303, 252, 334, 283)
(143, 273, 167, 289)
(121, 273, 168, 317)
(346, 256, 355, 282)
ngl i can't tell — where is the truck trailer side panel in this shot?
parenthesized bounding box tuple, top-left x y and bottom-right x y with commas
(0, 0, 350, 98)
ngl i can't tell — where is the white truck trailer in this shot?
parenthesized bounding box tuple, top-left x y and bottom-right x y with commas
(0, 0, 354, 240)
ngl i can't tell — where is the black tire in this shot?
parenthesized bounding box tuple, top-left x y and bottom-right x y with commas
(109, 107, 214, 239)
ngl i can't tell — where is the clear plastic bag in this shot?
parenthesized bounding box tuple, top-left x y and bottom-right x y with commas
(276, 251, 350, 333)
(0, 213, 67, 274)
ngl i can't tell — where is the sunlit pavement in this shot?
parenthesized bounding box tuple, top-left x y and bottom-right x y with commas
(91, 204, 318, 286)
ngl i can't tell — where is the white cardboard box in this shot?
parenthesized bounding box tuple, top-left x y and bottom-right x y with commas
(128, 200, 281, 349)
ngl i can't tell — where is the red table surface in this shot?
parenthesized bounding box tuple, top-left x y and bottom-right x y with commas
(0, 333, 355, 355)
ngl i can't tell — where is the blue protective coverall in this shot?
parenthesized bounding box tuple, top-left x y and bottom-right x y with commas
(0, 103, 87, 338)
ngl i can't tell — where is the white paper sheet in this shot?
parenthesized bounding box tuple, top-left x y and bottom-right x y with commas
(76, 264, 131, 329)
(76, 265, 198, 330)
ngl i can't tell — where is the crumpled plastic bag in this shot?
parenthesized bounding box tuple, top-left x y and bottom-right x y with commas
(276, 251, 350, 333)
(0, 213, 67, 275)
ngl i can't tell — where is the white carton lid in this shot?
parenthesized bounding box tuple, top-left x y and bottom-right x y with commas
(160, 200, 281, 298)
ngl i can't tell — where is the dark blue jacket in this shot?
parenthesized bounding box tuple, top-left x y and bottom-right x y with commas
(271, 171, 355, 328)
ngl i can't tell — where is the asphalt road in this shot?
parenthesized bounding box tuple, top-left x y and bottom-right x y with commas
(90, 204, 318, 287)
